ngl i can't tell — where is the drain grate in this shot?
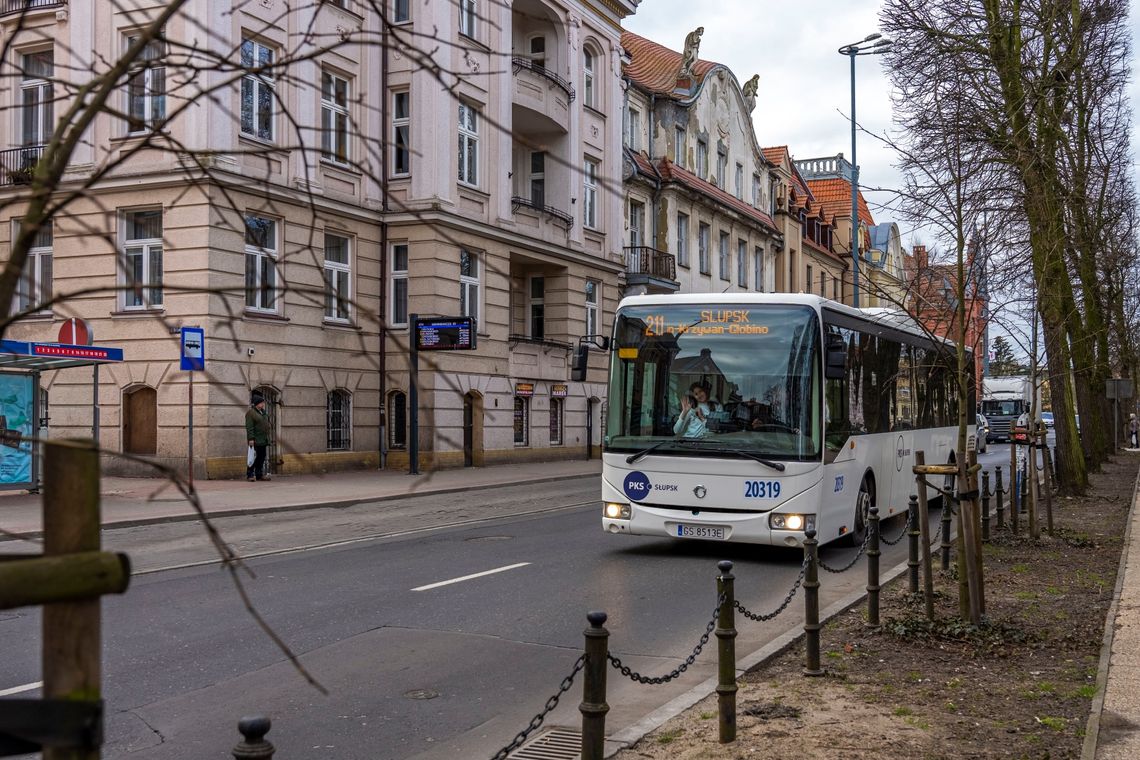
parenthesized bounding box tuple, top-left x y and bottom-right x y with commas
(507, 727, 582, 760)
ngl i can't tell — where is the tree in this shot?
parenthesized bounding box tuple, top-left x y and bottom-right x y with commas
(989, 335, 1027, 376)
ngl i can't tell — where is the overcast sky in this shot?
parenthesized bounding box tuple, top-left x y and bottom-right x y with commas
(625, 0, 1140, 253)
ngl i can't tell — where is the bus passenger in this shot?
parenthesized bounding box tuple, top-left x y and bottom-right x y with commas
(674, 383, 712, 438)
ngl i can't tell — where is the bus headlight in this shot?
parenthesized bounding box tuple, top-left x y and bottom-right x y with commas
(604, 502, 631, 520)
(770, 513, 816, 532)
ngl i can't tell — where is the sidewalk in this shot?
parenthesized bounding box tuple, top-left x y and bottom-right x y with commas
(1088, 462, 1140, 760)
(0, 458, 602, 537)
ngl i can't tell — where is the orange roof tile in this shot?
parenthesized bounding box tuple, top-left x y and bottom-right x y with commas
(622, 31, 720, 98)
(762, 146, 789, 166)
(628, 150, 659, 180)
(805, 178, 874, 226)
(657, 158, 778, 234)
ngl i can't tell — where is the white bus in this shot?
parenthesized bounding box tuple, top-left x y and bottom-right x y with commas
(601, 293, 975, 548)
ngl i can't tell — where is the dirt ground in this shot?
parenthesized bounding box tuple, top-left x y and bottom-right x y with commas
(612, 456, 1137, 760)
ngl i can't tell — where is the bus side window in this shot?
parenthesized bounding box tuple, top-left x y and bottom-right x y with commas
(824, 326, 850, 462)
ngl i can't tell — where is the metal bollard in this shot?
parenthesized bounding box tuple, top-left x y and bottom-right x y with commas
(867, 507, 881, 627)
(940, 493, 952, 572)
(232, 716, 274, 760)
(981, 471, 991, 542)
(995, 466, 1005, 530)
(580, 611, 609, 760)
(907, 497, 920, 593)
(802, 530, 823, 677)
(716, 560, 737, 743)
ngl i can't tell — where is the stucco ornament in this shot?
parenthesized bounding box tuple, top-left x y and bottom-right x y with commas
(742, 74, 759, 112)
(679, 27, 704, 79)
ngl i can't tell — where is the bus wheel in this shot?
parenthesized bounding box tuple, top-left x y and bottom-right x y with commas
(847, 477, 873, 547)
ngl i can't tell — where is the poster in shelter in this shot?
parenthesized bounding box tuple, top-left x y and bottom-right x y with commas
(0, 372, 34, 486)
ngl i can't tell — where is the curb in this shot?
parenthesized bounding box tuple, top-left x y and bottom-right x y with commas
(605, 548, 919, 754)
(4, 470, 599, 539)
(1081, 458, 1140, 760)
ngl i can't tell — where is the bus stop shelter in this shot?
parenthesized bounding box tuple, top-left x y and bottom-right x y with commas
(0, 339, 124, 491)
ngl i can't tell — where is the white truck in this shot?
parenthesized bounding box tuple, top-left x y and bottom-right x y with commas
(980, 376, 1041, 442)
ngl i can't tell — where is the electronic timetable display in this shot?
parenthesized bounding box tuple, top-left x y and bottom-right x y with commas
(414, 317, 477, 351)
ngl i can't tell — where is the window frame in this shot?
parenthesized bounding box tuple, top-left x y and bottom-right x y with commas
(674, 126, 685, 166)
(323, 232, 352, 322)
(698, 222, 710, 275)
(390, 242, 409, 327)
(12, 222, 53, 314)
(675, 212, 690, 268)
(244, 214, 280, 314)
(388, 390, 407, 449)
(528, 274, 545, 340)
(459, 0, 477, 39)
(628, 200, 645, 248)
(696, 139, 708, 178)
(735, 162, 744, 199)
(549, 397, 563, 446)
(120, 208, 164, 311)
(240, 37, 277, 142)
(20, 50, 53, 146)
(585, 280, 599, 338)
(124, 35, 166, 136)
(806, 264, 813, 295)
(457, 101, 479, 187)
(391, 89, 410, 176)
(529, 151, 545, 207)
(513, 395, 530, 446)
(326, 389, 352, 451)
(737, 238, 747, 287)
(625, 106, 641, 151)
(392, 0, 410, 24)
(583, 158, 599, 230)
(582, 48, 596, 108)
(718, 230, 730, 281)
(459, 248, 481, 325)
(754, 246, 763, 292)
(320, 69, 351, 165)
(716, 144, 727, 188)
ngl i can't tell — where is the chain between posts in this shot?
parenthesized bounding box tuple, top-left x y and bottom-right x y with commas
(818, 528, 872, 574)
(879, 510, 912, 546)
(607, 594, 725, 685)
(735, 558, 808, 622)
(489, 654, 587, 760)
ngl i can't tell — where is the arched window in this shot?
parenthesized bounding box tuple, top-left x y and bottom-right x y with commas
(388, 390, 407, 449)
(327, 390, 351, 450)
(583, 48, 596, 108)
(549, 397, 563, 445)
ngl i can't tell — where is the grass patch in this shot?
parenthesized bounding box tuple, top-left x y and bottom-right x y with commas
(699, 711, 715, 720)
(894, 706, 914, 716)
(656, 729, 683, 745)
(1036, 716, 1066, 731)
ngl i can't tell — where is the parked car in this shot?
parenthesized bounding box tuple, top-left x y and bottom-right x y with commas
(1041, 411, 1055, 428)
(975, 413, 989, 454)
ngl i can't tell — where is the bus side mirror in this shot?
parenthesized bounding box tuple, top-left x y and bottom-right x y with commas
(571, 344, 590, 382)
(825, 336, 846, 380)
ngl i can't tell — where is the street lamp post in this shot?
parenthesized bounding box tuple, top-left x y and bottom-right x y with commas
(838, 33, 892, 308)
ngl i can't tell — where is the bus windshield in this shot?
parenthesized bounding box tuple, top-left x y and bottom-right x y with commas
(605, 304, 822, 461)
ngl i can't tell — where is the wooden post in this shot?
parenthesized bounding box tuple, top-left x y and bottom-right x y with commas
(955, 453, 972, 621)
(1010, 437, 1020, 535)
(42, 439, 102, 760)
(1043, 443, 1055, 535)
(968, 453, 985, 618)
(913, 452, 935, 621)
(1028, 427, 1040, 539)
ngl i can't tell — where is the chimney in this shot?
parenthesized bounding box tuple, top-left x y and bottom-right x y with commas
(913, 244, 928, 271)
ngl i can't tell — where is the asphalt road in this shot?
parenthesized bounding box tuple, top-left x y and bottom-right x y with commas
(0, 469, 987, 759)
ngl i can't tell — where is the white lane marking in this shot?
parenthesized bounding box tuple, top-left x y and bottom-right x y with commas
(0, 681, 41, 697)
(412, 562, 531, 592)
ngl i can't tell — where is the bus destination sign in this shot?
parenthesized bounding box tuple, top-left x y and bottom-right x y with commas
(643, 310, 770, 337)
(415, 316, 477, 351)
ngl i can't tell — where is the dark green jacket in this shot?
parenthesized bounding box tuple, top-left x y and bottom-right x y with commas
(245, 406, 271, 446)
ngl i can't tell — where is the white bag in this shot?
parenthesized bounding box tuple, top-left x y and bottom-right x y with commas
(246, 445, 256, 467)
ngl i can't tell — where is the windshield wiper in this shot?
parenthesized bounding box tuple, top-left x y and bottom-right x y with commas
(677, 440, 787, 471)
(625, 439, 676, 464)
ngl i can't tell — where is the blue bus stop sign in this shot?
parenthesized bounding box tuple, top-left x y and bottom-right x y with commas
(180, 327, 204, 371)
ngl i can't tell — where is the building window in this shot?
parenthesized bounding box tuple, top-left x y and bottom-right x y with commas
(583, 158, 598, 229)
(737, 239, 747, 287)
(321, 70, 350, 164)
(388, 390, 407, 449)
(674, 127, 685, 166)
(459, 0, 476, 38)
(20, 51, 53, 145)
(820, 271, 827, 297)
(459, 248, 480, 323)
(13, 223, 52, 314)
(585, 280, 599, 337)
(676, 212, 690, 267)
(628, 201, 644, 248)
(529, 151, 545, 207)
(392, 90, 410, 176)
(718, 231, 730, 281)
(528, 35, 546, 69)
(735, 163, 744, 199)
(549, 397, 563, 445)
(125, 35, 166, 135)
(240, 38, 275, 141)
(122, 209, 163, 309)
(625, 107, 640, 150)
(806, 265, 813, 295)
(834, 277, 840, 301)
(390, 243, 408, 327)
(326, 390, 351, 450)
(716, 144, 727, 188)
(698, 222, 710, 275)
(583, 49, 595, 108)
(244, 215, 278, 313)
(324, 233, 351, 321)
(513, 396, 529, 446)
(458, 102, 479, 186)
(696, 139, 708, 178)
(752, 173, 761, 206)
(393, 0, 410, 23)
(754, 246, 763, 292)
(529, 275, 545, 340)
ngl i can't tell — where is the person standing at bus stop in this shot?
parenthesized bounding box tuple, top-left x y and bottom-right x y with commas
(1129, 413, 1138, 449)
(246, 391, 272, 481)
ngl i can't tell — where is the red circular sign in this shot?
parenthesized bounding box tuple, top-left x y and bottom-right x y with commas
(58, 318, 93, 346)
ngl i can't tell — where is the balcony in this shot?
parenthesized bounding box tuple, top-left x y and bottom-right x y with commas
(1, 0, 65, 18)
(1, 145, 45, 186)
(511, 195, 573, 228)
(511, 57, 574, 102)
(623, 246, 679, 294)
(512, 56, 572, 135)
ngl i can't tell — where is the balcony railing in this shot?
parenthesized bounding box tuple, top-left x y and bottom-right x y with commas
(1, 145, 45, 187)
(1, 0, 66, 18)
(624, 246, 677, 281)
(511, 56, 575, 102)
(511, 195, 573, 228)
